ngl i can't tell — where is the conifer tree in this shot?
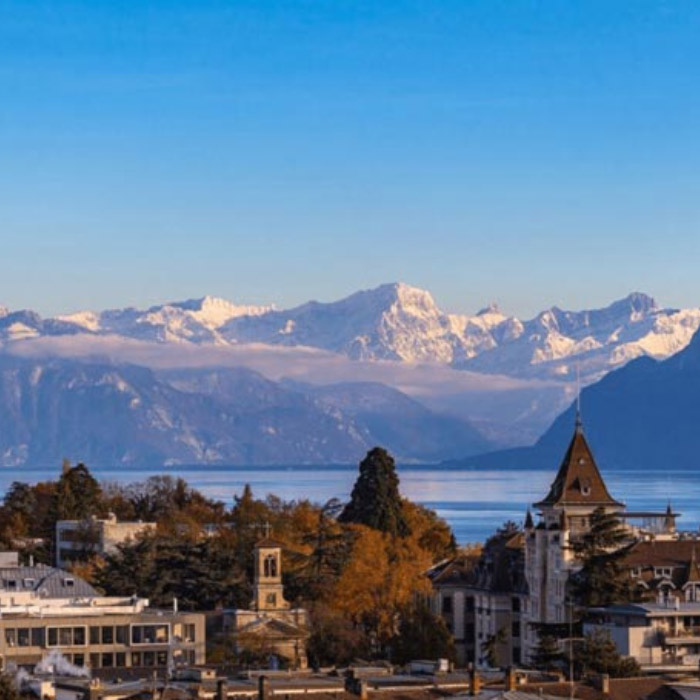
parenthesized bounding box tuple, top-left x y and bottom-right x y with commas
(571, 507, 631, 607)
(339, 447, 410, 537)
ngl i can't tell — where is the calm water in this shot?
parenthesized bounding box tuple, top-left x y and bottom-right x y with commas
(1, 465, 697, 544)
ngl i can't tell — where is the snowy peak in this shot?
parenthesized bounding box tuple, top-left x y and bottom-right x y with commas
(168, 295, 275, 328)
(1, 286, 698, 386)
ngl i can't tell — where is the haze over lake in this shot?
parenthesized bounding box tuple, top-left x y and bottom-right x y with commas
(1, 465, 695, 544)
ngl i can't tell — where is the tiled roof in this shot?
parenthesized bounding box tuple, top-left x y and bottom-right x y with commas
(534, 422, 623, 509)
(0, 564, 97, 598)
(519, 678, 681, 700)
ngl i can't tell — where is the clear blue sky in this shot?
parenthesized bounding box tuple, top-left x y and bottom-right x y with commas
(2, 0, 699, 317)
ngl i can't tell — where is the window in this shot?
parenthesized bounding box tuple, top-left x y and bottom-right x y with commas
(101, 653, 114, 668)
(512, 621, 521, 638)
(184, 624, 196, 643)
(116, 626, 128, 644)
(131, 652, 142, 667)
(442, 596, 453, 614)
(90, 654, 100, 669)
(46, 627, 87, 647)
(31, 628, 44, 647)
(23, 578, 35, 589)
(266, 593, 277, 606)
(512, 597, 521, 612)
(5, 629, 16, 647)
(630, 567, 642, 578)
(17, 628, 30, 647)
(157, 651, 168, 666)
(655, 567, 673, 579)
(63, 578, 75, 588)
(116, 653, 126, 668)
(143, 651, 156, 667)
(131, 624, 169, 645)
(6, 580, 17, 591)
(466, 597, 475, 612)
(263, 554, 278, 577)
(90, 627, 100, 644)
(73, 654, 85, 668)
(101, 626, 114, 644)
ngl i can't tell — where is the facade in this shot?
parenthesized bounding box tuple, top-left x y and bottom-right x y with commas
(0, 554, 205, 674)
(430, 529, 528, 667)
(225, 538, 309, 669)
(55, 513, 156, 568)
(585, 601, 700, 670)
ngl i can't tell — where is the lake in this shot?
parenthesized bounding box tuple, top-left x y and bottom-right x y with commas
(0, 465, 697, 544)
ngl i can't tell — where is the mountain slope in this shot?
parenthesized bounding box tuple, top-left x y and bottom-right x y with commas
(0, 356, 489, 467)
(460, 327, 700, 471)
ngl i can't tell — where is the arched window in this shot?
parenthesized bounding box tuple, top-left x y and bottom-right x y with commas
(264, 554, 277, 577)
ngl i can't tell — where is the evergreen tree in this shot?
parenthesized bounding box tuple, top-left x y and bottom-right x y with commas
(54, 463, 102, 520)
(532, 633, 565, 671)
(339, 447, 410, 537)
(576, 629, 640, 677)
(481, 627, 507, 668)
(571, 507, 631, 607)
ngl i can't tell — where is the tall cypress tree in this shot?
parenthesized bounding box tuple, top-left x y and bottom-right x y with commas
(339, 447, 410, 537)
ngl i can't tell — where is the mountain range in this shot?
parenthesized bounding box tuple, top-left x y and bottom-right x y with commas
(1, 283, 699, 467)
(0, 356, 490, 467)
(459, 325, 700, 472)
(2, 283, 699, 383)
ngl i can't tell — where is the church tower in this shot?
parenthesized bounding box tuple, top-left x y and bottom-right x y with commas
(252, 538, 290, 612)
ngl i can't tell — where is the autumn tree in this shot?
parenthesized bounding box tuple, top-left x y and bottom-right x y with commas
(0, 672, 20, 700)
(339, 447, 410, 537)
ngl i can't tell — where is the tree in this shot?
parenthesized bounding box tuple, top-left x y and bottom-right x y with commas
(576, 629, 640, 677)
(571, 507, 631, 607)
(481, 627, 507, 668)
(339, 447, 410, 537)
(532, 634, 564, 671)
(54, 463, 102, 520)
(391, 602, 455, 665)
(0, 672, 20, 700)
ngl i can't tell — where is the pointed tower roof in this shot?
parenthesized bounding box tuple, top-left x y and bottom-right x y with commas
(534, 417, 623, 509)
(685, 548, 700, 586)
(524, 509, 534, 530)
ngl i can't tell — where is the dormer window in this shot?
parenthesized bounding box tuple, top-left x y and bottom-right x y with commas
(6, 580, 17, 590)
(580, 478, 592, 496)
(63, 578, 75, 587)
(655, 567, 673, 579)
(630, 567, 642, 578)
(23, 578, 35, 588)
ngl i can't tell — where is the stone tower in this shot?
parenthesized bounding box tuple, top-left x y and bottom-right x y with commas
(252, 538, 290, 612)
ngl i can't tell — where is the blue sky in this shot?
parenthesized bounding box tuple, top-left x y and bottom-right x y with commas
(1, 0, 699, 317)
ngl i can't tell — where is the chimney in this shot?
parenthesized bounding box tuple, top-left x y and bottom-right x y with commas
(173, 597, 178, 614)
(258, 676, 268, 700)
(505, 667, 517, 692)
(469, 667, 481, 696)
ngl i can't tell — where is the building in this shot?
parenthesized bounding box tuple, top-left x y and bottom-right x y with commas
(55, 513, 156, 568)
(430, 528, 528, 668)
(224, 538, 309, 669)
(0, 553, 205, 674)
(585, 600, 700, 670)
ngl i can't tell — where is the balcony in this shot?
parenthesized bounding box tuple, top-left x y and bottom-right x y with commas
(663, 628, 700, 645)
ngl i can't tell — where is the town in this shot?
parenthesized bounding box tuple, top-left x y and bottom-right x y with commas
(0, 413, 698, 700)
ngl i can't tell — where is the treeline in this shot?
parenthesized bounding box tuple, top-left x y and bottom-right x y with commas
(0, 448, 456, 666)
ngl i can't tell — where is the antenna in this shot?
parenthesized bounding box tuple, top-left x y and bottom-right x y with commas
(575, 362, 582, 432)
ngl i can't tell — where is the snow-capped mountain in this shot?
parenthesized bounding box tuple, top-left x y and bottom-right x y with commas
(2, 285, 699, 382)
